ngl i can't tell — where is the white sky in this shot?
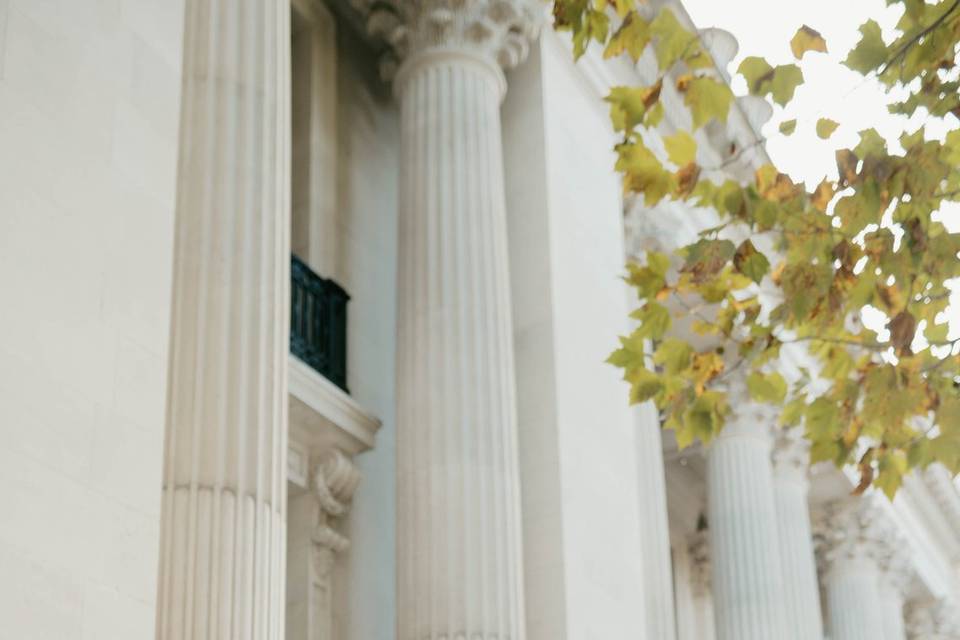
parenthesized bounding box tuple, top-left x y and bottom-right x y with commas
(683, 0, 960, 347)
(683, 0, 921, 187)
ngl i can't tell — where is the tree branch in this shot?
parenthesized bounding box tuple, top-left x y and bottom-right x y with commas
(880, 0, 960, 76)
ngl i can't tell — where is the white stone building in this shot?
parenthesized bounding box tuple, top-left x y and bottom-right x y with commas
(0, 0, 958, 638)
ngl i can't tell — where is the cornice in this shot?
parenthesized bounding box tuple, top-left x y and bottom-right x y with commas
(288, 355, 382, 488)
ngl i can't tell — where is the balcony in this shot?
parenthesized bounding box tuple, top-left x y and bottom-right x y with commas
(290, 254, 349, 392)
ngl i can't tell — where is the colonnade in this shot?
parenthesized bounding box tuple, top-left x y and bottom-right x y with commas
(696, 379, 955, 640)
(151, 2, 956, 639)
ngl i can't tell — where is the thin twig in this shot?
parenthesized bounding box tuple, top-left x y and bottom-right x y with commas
(880, 0, 960, 76)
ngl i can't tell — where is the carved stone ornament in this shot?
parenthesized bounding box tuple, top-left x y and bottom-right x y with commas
(356, 0, 543, 79)
(813, 496, 894, 575)
(906, 598, 960, 639)
(311, 448, 361, 574)
(771, 427, 809, 479)
(688, 528, 712, 597)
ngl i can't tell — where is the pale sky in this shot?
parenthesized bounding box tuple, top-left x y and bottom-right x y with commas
(683, 0, 960, 348)
(683, 0, 922, 187)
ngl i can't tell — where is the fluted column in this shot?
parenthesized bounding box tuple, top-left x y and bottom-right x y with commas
(880, 583, 908, 640)
(878, 540, 913, 640)
(706, 389, 787, 639)
(817, 498, 888, 640)
(771, 430, 823, 640)
(365, 1, 539, 638)
(156, 2, 290, 638)
(634, 401, 678, 640)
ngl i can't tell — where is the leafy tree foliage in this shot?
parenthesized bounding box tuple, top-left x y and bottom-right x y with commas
(552, 0, 960, 498)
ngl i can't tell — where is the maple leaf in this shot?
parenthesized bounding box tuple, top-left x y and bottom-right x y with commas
(790, 25, 828, 59)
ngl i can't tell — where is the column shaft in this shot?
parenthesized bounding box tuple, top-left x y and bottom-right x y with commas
(707, 420, 787, 639)
(395, 51, 525, 639)
(826, 560, 886, 640)
(157, 2, 290, 638)
(634, 401, 677, 640)
(880, 587, 907, 640)
(773, 441, 824, 640)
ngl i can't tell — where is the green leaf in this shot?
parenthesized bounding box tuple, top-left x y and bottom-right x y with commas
(650, 8, 698, 70)
(738, 56, 774, 94)
(771, 64, 804, 106)
(607, 85, 656, 134)
(779, 119, 797, 135)
(625, 366, 664, 404)
(653, 338, 693, 374)
(805, 398, 839, 440)
(816, 118, 839, 139)
(682, 391, 725, 445)
(844, 20, 888, 74)
(876, 450, 907, 500)
(908, 438, 932, 469)
(781, 397, 806, 427)
(738, 58, 804, 106)
(746, 371, 788, 404)
(664, 131, 697, 166)
(733, 239, 771, 284)
(604, 13, 651, 62)
(683, 76, 734, 129)
(810, 439, 841, 464)
(615, 139, 676, 205)
(681, 238, 737, 283)
(790, 25, 828, 59)
(631, 302, 672, 340)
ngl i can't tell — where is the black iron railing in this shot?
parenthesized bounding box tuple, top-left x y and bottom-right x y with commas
(290, 254, 349, 392)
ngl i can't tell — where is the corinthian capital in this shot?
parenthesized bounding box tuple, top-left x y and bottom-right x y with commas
(814, 497, 891, 574)
(771, 427, 809, 480)
(906, 598, 960, 639)
(361, 0, 542, 77)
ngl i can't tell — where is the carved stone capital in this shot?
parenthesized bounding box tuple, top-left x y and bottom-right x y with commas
(906, 598, 960, 639)
(814, 497, 892, 576)
(360, 0, 543, 80)
(771, 428, 808, 478)
(877, 538, 914, 601)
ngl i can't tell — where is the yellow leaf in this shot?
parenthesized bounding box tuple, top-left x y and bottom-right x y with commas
(816, 118, 839, 139)
(790, 25, 828, 60)
(811, 179, 835, 212)
(779, 119, 797, 135)
(691, 352, 725, 395)
(604, 13, 651, 62)
(664, 131, 697, 166)
(683, 76, 734, 129)
(675, 162, 701, 198)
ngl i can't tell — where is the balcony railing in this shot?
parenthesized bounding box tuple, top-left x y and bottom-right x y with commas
(290, 254, 349, 392)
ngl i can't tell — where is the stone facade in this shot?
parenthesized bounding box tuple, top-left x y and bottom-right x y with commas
(0, 0, 958, 638)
